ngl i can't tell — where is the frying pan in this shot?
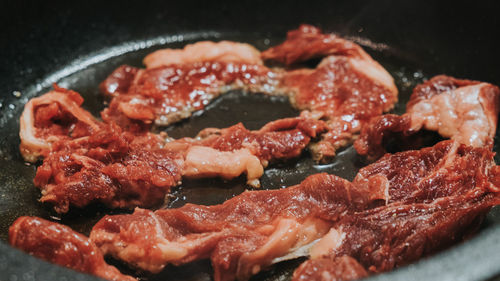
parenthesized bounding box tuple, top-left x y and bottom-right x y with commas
(1, 0, 500, 280)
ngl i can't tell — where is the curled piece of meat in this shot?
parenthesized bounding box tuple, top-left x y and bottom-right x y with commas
(264, 25, 398, 161)
(176, 116, 327, 162)
(144, 41, 263, 68)
(262, 24, 374, 67)
(171, 116, 327, 187)
(101, 62, 280, 127)
(90, 173, 382, 281)
(9, 216, 136, 281)
(355, 75, 500, 159)
(34, 123, 183, 213)
(19, 86, 100, 162)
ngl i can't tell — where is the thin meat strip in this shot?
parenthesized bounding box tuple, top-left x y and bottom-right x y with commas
(143, 41, 263, 68)
(19, 86, 101, 162)
(263, 24, 398, 162)
(90, 173, 386, 281)
(172, 116, 327, 186)
(354, 75, 500, 159)
(296, 191, 499, 281)
(90, 140, 499, 281)
(100, 41, 280, 127)
(9, 216, 136, 281)
(293, 141, 500, 281)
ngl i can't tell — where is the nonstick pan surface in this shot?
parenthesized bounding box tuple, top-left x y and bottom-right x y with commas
(1, 1, 500, 281)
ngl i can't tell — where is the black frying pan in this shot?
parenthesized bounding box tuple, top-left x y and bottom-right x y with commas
(1, 1, 500, 280)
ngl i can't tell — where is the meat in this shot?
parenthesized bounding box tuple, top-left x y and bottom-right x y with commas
(296, 196, 496, 281)
(14, 25, 500, 281)
(34, 123, 183, 213)
(175, 116, 327, 162)
(293, 141, 500, 281)
(89, 140, 499, 281)
(175, 116, 326, 186)
(264, 25, 398, 161)
(9, 216, 135, 281)
(352, 140, 499, 204)
(355, 75, 500, 159)
(27, 87, 325, 211)
(101, 25, 397, 162)
(11, 140, 500, 281)
(143, 41, 263, 68)
(100, 62, 280, 127)
(297, 191, 499, 281)
(90, 173, 383, 281)
(19, 86, 101, 162)
(262, 24, 378, 69)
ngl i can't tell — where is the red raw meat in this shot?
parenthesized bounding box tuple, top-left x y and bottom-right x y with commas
(355, 75, 500, 159)
(9, 216, 136, 281)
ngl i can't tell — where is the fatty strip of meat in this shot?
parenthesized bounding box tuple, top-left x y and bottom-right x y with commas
(9, 216, 136, 281)
(143, 41, 263, 68)
(100, 56, 278, 126)
(293, 141, 500, 281)
(89, 140, 499, 281)
(354, 75, 500, 159)
(171, 115, 327, 186)
(263, 24, 398, 162)
(19, 86, 101, 162)
(90, 173, 386, 281)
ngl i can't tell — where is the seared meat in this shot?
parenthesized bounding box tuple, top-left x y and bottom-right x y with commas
(100, 62, 280, 127)
(19, 87, 100, 162)
(90, 140, 499, 281)
(293, 141, 500, 281)
(11, 141, 500, 281)
(25, 87, 325, 211)
(101, 41, 265, 127)
(144, 41, 263, 68)
(172, 116, 327, 162)
(9, 216, 136, 281)
(90, 173, 380, 281)
(173, 116, 327, 187)
(296, 192, 498, 281)
(264, 24, 398, 161)
(355, 75, 500, 159)
(101, 25, 397, 162)
(34, 123, 183, 213)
